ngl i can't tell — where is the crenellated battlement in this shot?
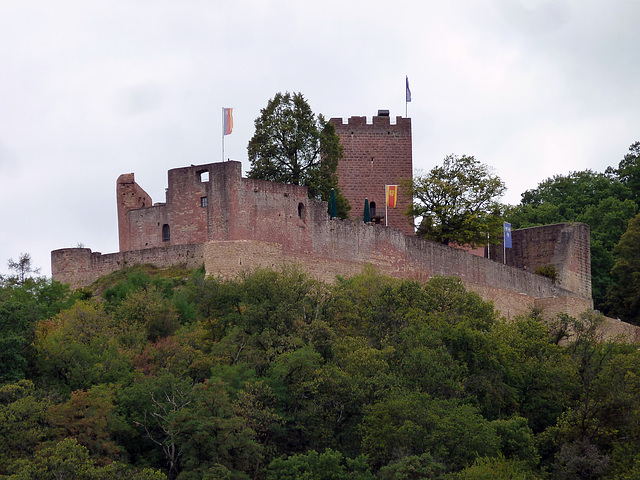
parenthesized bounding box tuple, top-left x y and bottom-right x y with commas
(330, 115, 412, 129)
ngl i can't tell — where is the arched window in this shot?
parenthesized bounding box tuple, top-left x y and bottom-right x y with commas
(162, 224, 170, 242)
(298, 202, 305, 220)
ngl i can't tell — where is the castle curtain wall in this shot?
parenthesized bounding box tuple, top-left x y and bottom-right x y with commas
(57, 160, 593, 322)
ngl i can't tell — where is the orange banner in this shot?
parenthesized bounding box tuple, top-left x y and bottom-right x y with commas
(223, 108, 233, 135)
(386, 185, 398, 208)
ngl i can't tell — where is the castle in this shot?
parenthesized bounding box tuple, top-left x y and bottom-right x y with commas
(52, 112, 600, 323)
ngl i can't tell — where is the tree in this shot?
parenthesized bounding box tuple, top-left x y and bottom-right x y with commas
(247, 92, 350, 218)
(606, 212, 640, 324)
(407, 154, 507, 246)
(6, 253, 40, 285)
(266, 449, 374, 480)
(0, 277, 76, 383)
(609, 141, 640, 207)
(3, 438, 167, 480)
(360, 391, 499, 471)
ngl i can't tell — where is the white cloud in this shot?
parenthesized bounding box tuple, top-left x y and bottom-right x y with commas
(1, 0, 639, 276)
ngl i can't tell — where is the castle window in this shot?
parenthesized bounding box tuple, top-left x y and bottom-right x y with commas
(162, 224, 170, 242)
(198, 170, 209, 183)
(298, 202, 305, 220)
(201, 196, 208, 207)
(370, 201, 377, 218)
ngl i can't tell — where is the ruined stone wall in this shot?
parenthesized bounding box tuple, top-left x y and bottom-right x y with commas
(116, 173, 153, 252)
(51, 244, 204, 289)
(331, 115, 414, 236)
(495, 223, 592, 300)
(117, 161, 322, 253)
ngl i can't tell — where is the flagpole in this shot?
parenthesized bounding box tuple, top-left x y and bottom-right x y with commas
(222, 108, 225, 162)
(385, 185, 388, 226)
(503, 238, 506, 265)
(405, 75, 411, 118)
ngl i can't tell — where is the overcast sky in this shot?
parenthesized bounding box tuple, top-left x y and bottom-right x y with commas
(1, 0, 639, 277)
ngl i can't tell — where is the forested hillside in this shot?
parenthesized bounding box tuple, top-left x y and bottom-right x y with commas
(2, 264, 640, 479)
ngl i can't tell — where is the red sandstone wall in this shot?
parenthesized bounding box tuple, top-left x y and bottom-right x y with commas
(119, 161, 327, 257)
(496, 223, 592, 300)
(117, 173, 153, 252)
(331, 115, 414, 236)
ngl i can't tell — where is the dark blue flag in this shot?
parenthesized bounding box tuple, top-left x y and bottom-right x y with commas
(504, 222, 512, 248)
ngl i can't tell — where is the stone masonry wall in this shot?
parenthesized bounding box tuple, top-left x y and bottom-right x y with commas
(331, 115, 414, 236)
(494, 223, 592, 299)
(116, 173, 153, 252)
(202, 219, 592, 320)
(51, 244, 204, 289)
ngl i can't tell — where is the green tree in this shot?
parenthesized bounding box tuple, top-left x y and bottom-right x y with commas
(361, 391, 499, 471)
(378, 453, 447, 480)
(247, 91, 350, 218)
(453, 456, 541, 480)
(0, 380, 51, 473)
(115, 287, 180, 343)
(610, 141, 640, 207)
(407, 154, 507, 246)
(6, 253, 40, 285)
(266, 449, 374, 480)
(34, 301, 132, 392)
(3, 438, 167, 480)
(607, 212, 640, 323)
(172, 379, 262, 479)
(0, 276, 76, 383)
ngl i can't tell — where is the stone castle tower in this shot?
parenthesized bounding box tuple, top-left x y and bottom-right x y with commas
(330, 112, 413, 236)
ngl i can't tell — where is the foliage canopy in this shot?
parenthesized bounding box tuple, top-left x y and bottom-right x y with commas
(406, 154, 507, 246)
(247, 92, 350, 218)
(4, 261, 640, 479)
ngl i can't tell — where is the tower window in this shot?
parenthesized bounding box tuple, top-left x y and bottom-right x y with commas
(201, 197, 208, 207)
(162, 224, 170, 242)
(298, 202, 305, 220)
(370, 201, 377, 218)
(198, 170, 209, 182)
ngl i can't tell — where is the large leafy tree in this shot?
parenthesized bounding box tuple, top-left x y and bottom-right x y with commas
(247, 92, 350, 218)
(610, 141, 640, 207)
(407, 154, 507, 246)
(606, 212, 640, 323)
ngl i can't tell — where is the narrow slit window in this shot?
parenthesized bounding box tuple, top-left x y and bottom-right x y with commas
(162, 224, 170, 242)
(298, 202, 305, 220)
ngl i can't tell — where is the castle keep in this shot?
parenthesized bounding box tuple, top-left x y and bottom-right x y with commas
(330, 114, 413, 235)
(51, 112, 598, 322)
